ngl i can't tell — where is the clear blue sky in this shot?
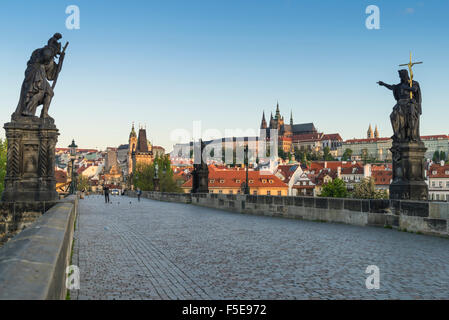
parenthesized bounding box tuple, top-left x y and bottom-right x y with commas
(0, 0, 448, 151)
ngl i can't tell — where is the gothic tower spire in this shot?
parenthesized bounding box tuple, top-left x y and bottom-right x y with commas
(290, 110, 293, 126)
(260, 111, 267, 129)
(367, 124, 373, 139)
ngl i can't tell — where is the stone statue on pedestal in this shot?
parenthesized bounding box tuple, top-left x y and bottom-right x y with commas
(377, 54, 428, 200)
(2, 34, 68, 202)
(191, 140, 209, 194)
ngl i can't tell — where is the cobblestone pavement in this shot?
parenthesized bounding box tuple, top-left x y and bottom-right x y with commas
(71, 195, 449, 300)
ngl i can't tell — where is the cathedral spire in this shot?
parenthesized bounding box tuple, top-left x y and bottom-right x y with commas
(374, 125, 379, 138)
(260, 111, 267, 129)
(275, 102, 280, 119)
(290, 110, 293, 126)
(367, 124, 373, 139)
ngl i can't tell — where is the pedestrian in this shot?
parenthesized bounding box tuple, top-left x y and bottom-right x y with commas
(104, 185, 110, 203)
(137, 188, 142, 202)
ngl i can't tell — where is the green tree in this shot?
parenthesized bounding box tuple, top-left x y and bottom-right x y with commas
(77, 175, 90, 191)
(133, 155, 181, 193)
(320, 178, 348, 198)
(0, 139, 7, 195)
(342, 148, 353, 161)
(323, 147, 334, 161)
(278, 147, 287, 161)
(440, 151, 446, 162)
(352, 177, 388, 199)
(433, 151, 440, 162)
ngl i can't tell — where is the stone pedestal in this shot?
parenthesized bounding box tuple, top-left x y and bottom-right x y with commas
(1, 115, 59, 202)
(390, 141, 428, 201)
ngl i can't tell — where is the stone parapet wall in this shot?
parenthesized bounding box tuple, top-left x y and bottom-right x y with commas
(0, 201, 58, 246)
(126, 190, 192, 204)
(0, 195, 78, 300)
(131, 191, 449, 237)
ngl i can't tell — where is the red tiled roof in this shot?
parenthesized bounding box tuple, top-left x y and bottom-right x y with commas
(341, 166, 364, 175)
(429, 163, 449, 178)
(276, 165, 299, 182)
(322, 133, 343, 141)
(292, 133, 323, 142)
(182, 167, 287, 188)
(372, 170, 392, 185)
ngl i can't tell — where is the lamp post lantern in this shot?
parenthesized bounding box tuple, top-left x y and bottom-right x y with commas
(68, 139, 78, 194)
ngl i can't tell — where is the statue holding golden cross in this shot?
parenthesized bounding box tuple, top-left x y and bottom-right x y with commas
(399, 52, 423, 99)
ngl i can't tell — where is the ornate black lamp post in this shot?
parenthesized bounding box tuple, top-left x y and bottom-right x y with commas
(68, 139, 78, 194)
(243, 145, 250, 195)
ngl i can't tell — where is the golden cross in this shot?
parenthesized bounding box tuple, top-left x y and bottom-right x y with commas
(399, 52, 423, 99)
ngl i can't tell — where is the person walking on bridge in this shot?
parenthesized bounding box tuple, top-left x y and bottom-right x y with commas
(104, 185, 110, 203)
(137, 188, 142, 202)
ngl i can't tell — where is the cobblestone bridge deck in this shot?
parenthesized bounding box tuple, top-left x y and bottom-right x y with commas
(71, 195, 449, 299)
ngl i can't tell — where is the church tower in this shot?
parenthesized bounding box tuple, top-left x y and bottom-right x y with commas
(367, 124, 374, 139)
(374, 125, 379, 138)
(128, 123, 137, 175)
(290, 110, 293, 126)
(275, 102, 281, 120)
(260, 111, 267, 129)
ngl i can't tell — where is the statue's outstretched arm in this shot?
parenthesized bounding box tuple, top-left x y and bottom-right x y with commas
(377, 81, 393, 90)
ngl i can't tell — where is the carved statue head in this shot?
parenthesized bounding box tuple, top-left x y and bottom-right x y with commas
(398, 69, 410, 83)
(47, 33, 62, 56)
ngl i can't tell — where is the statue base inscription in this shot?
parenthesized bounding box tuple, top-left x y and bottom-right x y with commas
(389, 141, 428, 201)
(1, 115, 59, 202)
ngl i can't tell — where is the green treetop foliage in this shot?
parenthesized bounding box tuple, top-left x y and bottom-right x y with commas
(352, 177, 388, 199)
(342, 148, 353, 161)
(0, 139, 7, 195)
(77, 175, 90, 192)
(320, 178, 348, 198)
(322, 147, 335, 161)
(133, 154, 182, 193)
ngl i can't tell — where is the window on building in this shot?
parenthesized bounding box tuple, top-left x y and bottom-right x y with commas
(432, 181, 436, 187)
(267, 191, 271, 195)
(236, 179, 240, 183)
(219, 190, 223, 194)
(253, 191, 257, 195)
(277, 191, 282, 196)
(269, 180, 274, 184)
(439, 181, 443, 187)
(262, 179, 267, 184)
(210, 179, 215, 183)
(249, 180, 254, 184)
(229, 190, 233, 194)
(220, 180, 224, 184)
